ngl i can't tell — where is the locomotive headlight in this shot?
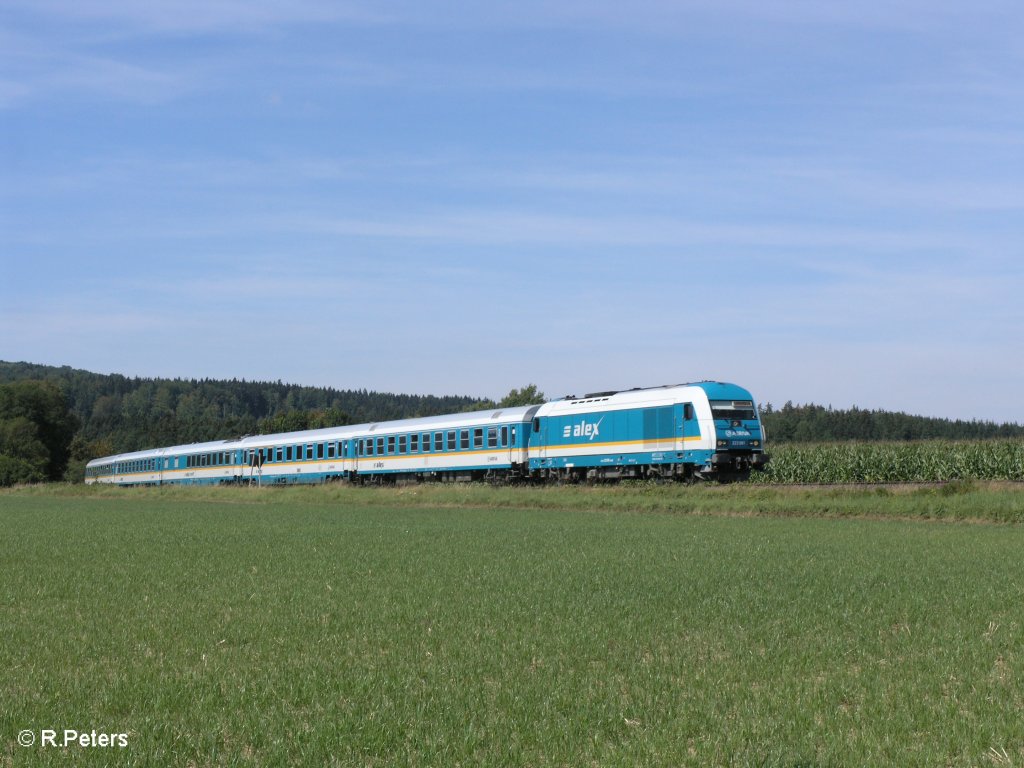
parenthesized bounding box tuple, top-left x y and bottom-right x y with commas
(717, 440, 728, 448)
(752, 440, 760, 447)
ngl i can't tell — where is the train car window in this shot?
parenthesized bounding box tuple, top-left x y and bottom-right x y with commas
(684, 403, 695, 421)
(284, 446, 291, 462)
(511, 426, 516, 444)
(461, 430, 470, 450)
(422, 433, 431, 452)
(399, 435, 407, 453)
(328, 443, 336, 459)
(487, 428, 497, 448)
(533, 417, 541, 433)
(410, 434, 419, 452)
(376, 437, 384, 455)
(447, 431, 456, 450)
(436, 432, 444, 451)
(387, 436, 396, 454)
(306, 444, 314, 459)
(364, 439, 372, 456)
(500, 426, 508, 447)
(474, 428, 484, 449)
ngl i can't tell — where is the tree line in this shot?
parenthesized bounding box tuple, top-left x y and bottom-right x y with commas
(1, 361, 1021, 486)
(758, 401, 1024, 443)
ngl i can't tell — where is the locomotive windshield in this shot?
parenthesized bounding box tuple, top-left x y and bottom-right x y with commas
(710, 400, 757, 421)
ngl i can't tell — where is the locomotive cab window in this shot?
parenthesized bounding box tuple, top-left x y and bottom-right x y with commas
(710, 400, 756, 421)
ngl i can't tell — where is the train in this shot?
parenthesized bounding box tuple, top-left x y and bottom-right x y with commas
(85, 381, 770, 486)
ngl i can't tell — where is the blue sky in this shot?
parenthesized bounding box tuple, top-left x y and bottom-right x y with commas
(2, 1, 1022, 422)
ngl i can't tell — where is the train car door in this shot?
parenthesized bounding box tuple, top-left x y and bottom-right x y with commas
(532, 416, 546, 460)
(504, 424, 514, 465)
(680, 402, 697, 450)
(341, 440, 351, 474)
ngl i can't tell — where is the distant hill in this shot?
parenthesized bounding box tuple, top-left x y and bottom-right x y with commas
(0, 361, 492, 456)
(759, 401, 1024, 443)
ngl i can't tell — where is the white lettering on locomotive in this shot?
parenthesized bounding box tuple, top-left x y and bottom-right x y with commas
(562, 417, 604, 441)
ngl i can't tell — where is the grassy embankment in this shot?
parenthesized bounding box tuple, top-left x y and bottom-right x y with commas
(2, 484, 1023, 766)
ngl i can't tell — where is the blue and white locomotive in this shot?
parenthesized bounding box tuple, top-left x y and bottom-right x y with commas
(85, 381, 769, 486)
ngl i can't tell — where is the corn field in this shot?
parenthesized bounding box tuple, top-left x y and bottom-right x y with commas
(750, 439, 1024, 484)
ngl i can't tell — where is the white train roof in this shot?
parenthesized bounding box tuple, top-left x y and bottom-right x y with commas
(87, 404, 540, 466)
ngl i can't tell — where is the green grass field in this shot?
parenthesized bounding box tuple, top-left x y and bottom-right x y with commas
(3, 484, 1023, 766)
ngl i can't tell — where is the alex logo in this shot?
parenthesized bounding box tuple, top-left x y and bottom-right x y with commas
(563, 417, 604, 441)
